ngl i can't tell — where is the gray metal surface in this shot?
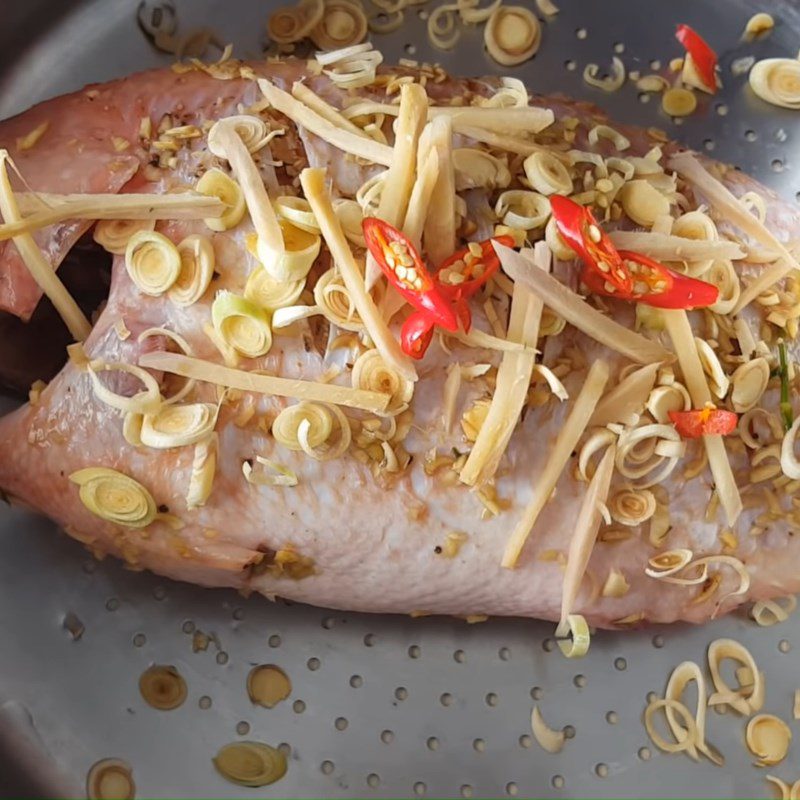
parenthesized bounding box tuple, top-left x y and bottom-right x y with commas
(0, 1, 799, 797)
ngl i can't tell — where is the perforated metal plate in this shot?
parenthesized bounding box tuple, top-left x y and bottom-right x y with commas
(0, 1, 799, 797)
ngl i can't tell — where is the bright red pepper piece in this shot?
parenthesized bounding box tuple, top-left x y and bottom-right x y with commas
(362, 217, 459, 332)
(675, 24, 718, 93)
(550, 195, 634, 295)
(581, 250, 719, 309)
(669, 408, 738, 438)
(401, 311, 435, 360)
(435, 235, 515, 303)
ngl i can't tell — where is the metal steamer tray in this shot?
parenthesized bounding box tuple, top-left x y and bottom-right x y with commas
(1, 0, 799, 797)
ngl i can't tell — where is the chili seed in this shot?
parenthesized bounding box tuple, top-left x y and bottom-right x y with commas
(406, 268, 418, 283)
(396, 265, 408, 280)
(468, 241, 483, 257)
(597, 261, 610, 273)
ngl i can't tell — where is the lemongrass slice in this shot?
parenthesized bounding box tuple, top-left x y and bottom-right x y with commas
(140, 351, 389, 412)
(671, 210, 718, 275)
(245, 267, 305, 311)
(588, 125, 630, 151)
(196, 168, 246, 231)
(555, 613, 591, 658)
(646, 549, 694, 578)
(213, 741, 287, 788)
(333, 199, 366, 247)
(647, 383, 690, 423)
(88, 361, 162, 415)
(140, 402, 217, 449)
(139, 664, 187, 710)
(744, 12, 774, 39)
(545, 216, 575, 260)
(137, 327, 196, 405)
(608, 487, 656, 526)
(273, 401, 351, 460)
(243, 456, 298, 487)
(620, 180, 671, 227)
(291, 82, 365, 138)
(694, 338, 729, 399)
(274, 196, 320, 234)
(422, 115, 456, 270)
(123, 412, 143, 446)
(591, 363, 659, 427)
(495, 190, 550, 230)
(310, 0, 367, 49)
(495, 242, 674, 364)
(125, 230, 181, 296)
(645, 697, 699, 755)
(70, 467, 157, 528)
(524, 152, 572, 196)
(427, 4, 460, 50)
(502, 360, 609, 567)
(531, 706, 566, 753)
(453, 148, 511, 191)
(187, 434, 217, 508)
(707, 638, 763, 715)
(662, 88, 697, 117)
(664, 661, 716, 763)
(583, 57, 625, 91)
(262, 219, 320, 282)
(730, 358, 769, 413)
(781, 416, 800, 480)
(751, 596, 797, 627)
(767, 776, 791, 800)
(484, 5, 541, 67)
(94, 219, 156, 255)
(351, 349, 414, 415)
(749, 58, 800, 109)
(267, 5, 307, 44)
(212, 292, 272, 358)
(313, 268, 361, 331)
(86, 759, 135, 800)
(322, 47, 383, 89)
(705, 259, 741, 315)
(746, 715, 791, 766)
(637, 74, 669, 93)
(167, 234, 215, 307)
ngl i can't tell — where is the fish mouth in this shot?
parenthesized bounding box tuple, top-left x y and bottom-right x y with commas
(0, 233, 112, 397)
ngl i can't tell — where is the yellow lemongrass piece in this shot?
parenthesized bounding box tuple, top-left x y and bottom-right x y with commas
(94, 219, 156, 255)
(458, 0, 502, 24)
(213, 741, 287, 788)
(583, 57, 626, 91)
(290, 82, 364, 138)
(707, 638, 763, 715)
(591, 363, 659, 426)
(707, 260, 741, 315)
(88, 360, 162, 415)
(502, 360, 609, 568)
(767, 776, 791, 800)
(577, 428, 616, 481)
(139, 664, 187, 710)
(524, 151, 572, 196)
(483, 5, 541, 66)
(267, 5, 310, 44)
(602, 568, 630, 598)
(70, 467, 157, 529)
(533, 364, 568, 401)
(555, 613, 591, 659)
(243, 457, 298, 487)
(694, 337, 729, 398)
(351, 349, 414, 415)
(441, 364, 461, 433)
(186, 434, 217, 508)
(16, 120, 49, 151)
(545, 216, 574, 261)
(530, 706, 566, 754)
(321, 46, 384, 90)
(662, 87, 697, 117)
(746, 715, 791, 766)
(647, 383, 690, 423)
(671, 210, 718, 275)
(496, 242, 674, 365)
(140, 352, 388, 412)
(301, 167, 415, 380)
(664, 661, 716, 763)
(588, 124, 630, 151)
(261, 219, 320, 282)
(260, 79, 392, 166)
(427, 3, 460, 49)
(620, 180, 671, 227)
(744, 12, 774, 39)
(421, 115, 456, 270)
(137, 327, 196, 405)
(609, 487, 656, 526)
(560, 445, 616, 634)
(310, 0, 367, 49)
(730, 357, 769, 413)
(273, 401, 332, 450)
(750, 58, 800, 109)
(245, 267, 305, 311)
(125, 230, 181, 296)
(274, 195, 320, 234)
(313, 268, 362, 331)
(334, 199, 366, 248)
(637, 74, 669, 93)
(645, 698, 699, 755)
(453, 148, 511, 191)
(196, 168, 247, 232)
(608, 231, 744, 261)
(400, 144, 439, 255)
(212, 292, 272, 359)
(122, 412, 143, 446)
(616, 422, 684, 486)
(0, 151, 90, 340)
(495, 190, 550, 230)
(646, 549, 694, 578)
(168, 234, 215, 307)
(140, 402, 217, 449)
(781, 416, 800, 480)
(751, 596, 797, 627)
(86, 759, 135, 800)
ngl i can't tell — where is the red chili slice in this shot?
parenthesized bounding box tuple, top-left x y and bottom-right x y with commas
(675, 24, 718, 93)
(400, 311, 435, 360)
(669, 408, 738, 438)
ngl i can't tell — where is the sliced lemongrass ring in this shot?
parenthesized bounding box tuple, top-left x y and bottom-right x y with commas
(86, 759, 135, 800)
(310, 0, 368, 49)
(244, 267, 305, 311)
(94, 219, 156, 255)
(746, 714, 791, 766)
(273, 401, 334, 451)
(70, 467, 157, 528)
(484, 5, 541, 67)
(351, 349, 414, 415)
(137, 327, 196, 405)
(139, 664, 187, 710)
(297, 402, 351, 460)
(730, 357, 769, 413)
(270, 304, 320, 329)
(196, 168, 246, 232)
(749, 58, 800, 109)
(186, 434, 217, 509)
(207, 114, 269, 155)
(212, 291, 272, 358)
(274, 196, 320, 234)
(495, 190, 550, 230)
(554, 613, 590, 658)
(620, 180, 671, 227)
(524, 152, 572, 196)
(333, 199, 365, 247)
(123, 412, 143, 446)
(646, 549, 694, 578)
(88, 360, 162, 415)
(314, 268, 363, 331)
(662, 87, 697, 116)
(531, 706, 565, 753)
(168, 234, 215, 307)
(125, 230, 181, 296)
(257, 219, 321, 281)
(140, 402, 217, 449)
(213, 741, 287, 788)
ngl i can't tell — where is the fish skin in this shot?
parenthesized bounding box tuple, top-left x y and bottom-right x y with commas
(0, 61, 798, 629)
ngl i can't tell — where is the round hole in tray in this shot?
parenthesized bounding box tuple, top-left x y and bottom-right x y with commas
(575, 27, 587, 39)
(565, 59, 577, 72)
(408, 644, 421, 659)
(321, 760, 335, 775)
(293, 700, 306, 714)
(563, 725, 576, 740)
(335, 716, 348, 731)
(413, 781, 427, 796)
(772, 158, 785, 173)
(485, 692, 499, 707)
(498, 646, 511, 661)
(367, 773, 381, 788)
(573, 674, 587, 688)
(350, 674, 363, 688)
(542, 638, 555, 652)
(152, 585, 167, 601)
(552, 775, 565, 789)
(232, 607, 244, 621)
(614, 657, 627, 671)
(198, 696, 212, 710)
(268, 634, 281, 647)
(519, 734, 532, 749)
(236, 721, 250, 735)
(638, 93, 651, 104)
(381, 729, 394, 744)
(745, 129, 757, 141)
(460, 784, 473, 798)
(779, 638, 791, 653)
(426, 736, 439, 751)
(715, 103, 729, 116)
(405, 43, 416, 55)
(363, 633, 376, 647)
(395, 686, 408, 701)
(614, 42, 625, 53)
(606, 710, 619, 724)
(307, 657, 321, 671)
(181, 620, 194, 634)
(132, 633, 146, 648)
(652, 634, 665, 648)
(506, 782, 519, 796)
(105, 598, 120, 612)
(278, 743, 291, 757)
(703, 138, 716, 151)
(473, 738, 485, 753)
(216, 651, 229, 665)
(595, 763, 609, 778)
(530, 686, 543, 700)
(321, 616, 336, 629)
(440, 692, 453, 707)
(453, 649, 466, 663)
(638, 746, 652, 761)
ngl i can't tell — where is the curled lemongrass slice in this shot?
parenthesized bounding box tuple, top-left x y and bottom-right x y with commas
(139, 664, 187, 710)
(545, 216, 574, 260)
(751, 596, 797, 627)
(637, 74, 669, 93)
(259, 219, 321, 282)
(212, 292, 272, 358)
(555, 613, 590, 658)
(524, 152, 572, 196)
(484, 5, 541, 67)
(88, 361, 162, 415)
(583, 57, 626, 92)
(647, 383, 691, 424)
(577, 428, 616, 481)
(602, 569, 630, 597)
(609, 487, 656, 526)
(310, 0, 368, 49)
(746, 715, 791, 766)
(781, 416, 800, 480)
(321, 47, 384, 89)
(744, 12, 774, 39)
(314, 268, 363, 331)
(645, 698, 699, 756)
(168, 235, 215, 307)
(706, 260, 740, 315)
(662, 87, 697, 117)
(207, 114, 273, 155)
(531, 706, 566, 753)
(272, 401, 351, 461)
(619, 180, 671, 227)
(243, 457, 298, 487)
(708, 638, 763, 715)
(588, 125, 630, 151)
(187, 434, 217, 509)
(671, 210, 718, 275)
(495, 190, 550, 230)
(123, 412, 143, 446)
(138, 327, 196, 405)
(665, 661, 715, 763)
(730, 358, 769, 413)
(739, 408, 782, 449)
(140, 403, 217, 449)
(333, 199, 365, 247)
(274, 196, 320, 234)
(86, 759, 135, 800)
(213, 741, 288, 788)
(247, 664, 292, 708)
(125, 230, 181, 296)
(245, 267, 305, 311)
(616, 423, 684, 487)
(94, 219, 156, 255)
(749, 59, 800, 109)
(351, 349, 414, 415)
(70, 467, 157, 529)
(459, 0, 502, 24)
(267, 6, 307, 44)
(196, 168, 246, 232)
(646, 549, 694, 579)
(453, 149, 511, 191)
(694, 338, 730, 398)
(428, 4, 460, 50)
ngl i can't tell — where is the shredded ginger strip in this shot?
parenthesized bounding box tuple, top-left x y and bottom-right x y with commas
(662, 310, 742, 525)
(460, 243, 548, 487)
(502, 359, 610, 568)
(138, 351, 390, 412)
(422, 115, 457, 271)
(0, 151, 90, 340)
